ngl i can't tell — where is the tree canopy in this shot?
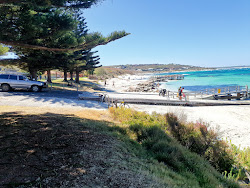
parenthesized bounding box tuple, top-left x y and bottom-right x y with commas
(0, 1, 129, 52)
(0, 0, 102, 8)
(0, 0, 129, 81)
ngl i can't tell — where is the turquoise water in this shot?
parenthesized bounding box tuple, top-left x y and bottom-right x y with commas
(159, 68, 250, 92)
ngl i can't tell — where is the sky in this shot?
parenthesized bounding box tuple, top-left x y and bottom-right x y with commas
(83, 0, 250, 67)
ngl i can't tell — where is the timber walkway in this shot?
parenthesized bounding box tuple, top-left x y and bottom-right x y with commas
(79, 92, 250, 107)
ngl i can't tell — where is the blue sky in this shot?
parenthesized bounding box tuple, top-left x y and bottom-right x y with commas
(84, 0, 250, 67)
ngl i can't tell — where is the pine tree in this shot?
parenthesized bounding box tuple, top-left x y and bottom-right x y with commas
(0, 1, 129, 52)
(0, 1, 129, 79)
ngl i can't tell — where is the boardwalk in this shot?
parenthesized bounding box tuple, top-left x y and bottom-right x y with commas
(79, 92, 250, 107)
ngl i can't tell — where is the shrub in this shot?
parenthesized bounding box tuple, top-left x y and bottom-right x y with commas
(230, 143, 250, 171)
(109, 107, 241, 186)
(165, 113, 235, 173)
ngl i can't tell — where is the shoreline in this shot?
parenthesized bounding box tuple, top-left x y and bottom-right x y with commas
(102, 74, 250, 149)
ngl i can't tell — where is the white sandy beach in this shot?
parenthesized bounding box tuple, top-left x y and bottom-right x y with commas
(102, 74, 250, 149)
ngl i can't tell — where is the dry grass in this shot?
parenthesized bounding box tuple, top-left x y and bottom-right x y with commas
(0, 111, 164, 187)
(0, 106, 111, 122)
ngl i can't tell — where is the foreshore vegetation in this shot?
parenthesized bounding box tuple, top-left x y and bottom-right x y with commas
(0, 106, 245, 187)
(109, 107, 250, 185)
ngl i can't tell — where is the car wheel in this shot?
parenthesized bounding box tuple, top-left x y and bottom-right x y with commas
(1, 84, 10, 92)
(31, 85, 41, 92)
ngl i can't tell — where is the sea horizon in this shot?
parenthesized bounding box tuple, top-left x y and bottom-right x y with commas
(158, 67, 250, 92)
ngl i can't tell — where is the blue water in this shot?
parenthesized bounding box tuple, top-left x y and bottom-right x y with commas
(159, 68, 250, 92)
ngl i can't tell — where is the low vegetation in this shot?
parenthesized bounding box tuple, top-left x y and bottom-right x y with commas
(109, 107, 250, 185)
(93, 67, 134, 80)
(0, 107, 241, 187)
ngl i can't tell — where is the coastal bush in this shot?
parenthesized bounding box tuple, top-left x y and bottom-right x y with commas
(109, 107, 165, 128)
(230, 142, 250, 171)
(93, 67, 134, 79)
(223, 167, 245, 182)
(165, 113, 235, 173)
(109, 107, 239, 187)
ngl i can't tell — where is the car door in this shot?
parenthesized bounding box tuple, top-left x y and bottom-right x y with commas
(8, 75, 19, 88)
(17, 75, 30, 89)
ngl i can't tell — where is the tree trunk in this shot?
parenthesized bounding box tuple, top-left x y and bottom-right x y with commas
(75, 68, 80, 84)
(70, 70, 74, 81)
(63, 69, 68, 82)
(29, 67, 37, 80)
(47, 70, 52, 83)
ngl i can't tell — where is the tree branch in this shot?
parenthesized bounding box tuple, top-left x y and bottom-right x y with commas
(0, 32, 130, 52)
(0, 0, 101, 8)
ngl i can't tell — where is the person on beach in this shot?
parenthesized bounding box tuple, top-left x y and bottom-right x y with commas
(104, 80, 107, 86)
(179, 87, 184, 100)
(180, 87, 185, 100)
(112, 81, 115, 87)
(178, 87, 182, 99)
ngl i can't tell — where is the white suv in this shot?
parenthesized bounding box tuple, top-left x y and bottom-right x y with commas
(0, 74, 47, 92)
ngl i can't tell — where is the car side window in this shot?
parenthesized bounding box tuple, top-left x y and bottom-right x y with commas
(19, 76, 24, 80)
(0, 74, 9, 79)
(9, 75, 18, 80)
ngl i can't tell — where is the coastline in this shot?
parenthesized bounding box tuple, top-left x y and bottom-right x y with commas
(102, 73, 250, 149)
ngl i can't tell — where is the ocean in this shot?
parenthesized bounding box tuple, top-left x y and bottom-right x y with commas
(159, 68, 250, 92)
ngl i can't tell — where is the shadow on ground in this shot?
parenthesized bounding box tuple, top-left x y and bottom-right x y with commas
(0, 112, 154, 188)
(0, 89, 110, 109)
(0, 81, 116, 109)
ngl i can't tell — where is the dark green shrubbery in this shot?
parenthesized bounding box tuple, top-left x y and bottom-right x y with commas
(165, 113, 235, 173)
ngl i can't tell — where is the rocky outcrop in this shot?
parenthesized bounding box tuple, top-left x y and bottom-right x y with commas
(125, 80, 158, 92)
